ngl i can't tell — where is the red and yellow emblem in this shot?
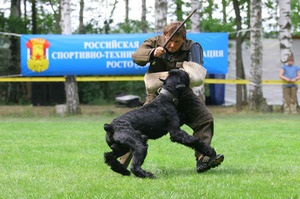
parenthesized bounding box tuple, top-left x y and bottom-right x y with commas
(26, 38, 50, 72)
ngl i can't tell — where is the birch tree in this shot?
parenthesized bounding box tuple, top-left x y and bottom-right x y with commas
(155, 0, 167, 32)
(279, 0, 293, 63)
(190, 0, 205, 102)
(61, 0, 81, 114)
(248, 0, 268, 111)
(191, 0, 200, 31)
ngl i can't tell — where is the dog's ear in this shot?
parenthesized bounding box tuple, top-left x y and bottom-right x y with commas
(180, 70, 190, 87)
(168, 69, 178, 76)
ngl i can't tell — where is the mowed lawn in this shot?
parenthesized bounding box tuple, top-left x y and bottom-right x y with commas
(0, 107, 299, 199)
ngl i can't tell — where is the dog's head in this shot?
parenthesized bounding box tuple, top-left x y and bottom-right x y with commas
(160, 69, 190, 94)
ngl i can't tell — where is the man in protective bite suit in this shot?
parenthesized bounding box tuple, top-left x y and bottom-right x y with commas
(120, 21, 224, 173)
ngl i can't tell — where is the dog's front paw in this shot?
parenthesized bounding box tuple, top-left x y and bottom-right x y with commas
(144, 171, 156, 179)
(121, 169, 131, 176)
(131, 168, 156, 179)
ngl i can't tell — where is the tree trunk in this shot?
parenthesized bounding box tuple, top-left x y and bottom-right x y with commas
(233, 0, 244, 111)
(79, 0, 84, 34)
(191, 0, 200, 31)
(221, 0, 227, 23)
(279, 0, 293, 63)
(190, 0, 205, 103)
(65, 76, 81, 114)
(61, 0, 81, 114)
(104, 0, 117, 34)
(8, 0, 25, 103)
(155, 0, 167, 32)
(32, 0, 37, 33)
(10, 0, 21, 17)
(23, 0, 27, 20)
(125, 0, 129, 22)
(248, 0, 268, 112)
(141, 0, 147, 33)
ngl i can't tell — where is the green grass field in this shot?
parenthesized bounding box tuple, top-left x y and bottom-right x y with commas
(0, 108, 299, 199)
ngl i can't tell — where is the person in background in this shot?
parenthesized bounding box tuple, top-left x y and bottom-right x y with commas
(119, 21, 224, 173)
(279, 55, 300, 114)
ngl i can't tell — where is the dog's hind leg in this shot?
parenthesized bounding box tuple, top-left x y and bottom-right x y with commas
(104, 145, 131, 176)
(129, 143, 155, 178)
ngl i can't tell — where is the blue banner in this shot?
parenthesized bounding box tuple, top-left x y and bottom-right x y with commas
(20, 33, 228, 76)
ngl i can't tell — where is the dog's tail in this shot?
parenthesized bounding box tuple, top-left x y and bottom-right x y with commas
(104, 152, 131, 176)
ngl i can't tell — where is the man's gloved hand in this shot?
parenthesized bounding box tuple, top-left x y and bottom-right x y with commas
(153, 47, 166, 58)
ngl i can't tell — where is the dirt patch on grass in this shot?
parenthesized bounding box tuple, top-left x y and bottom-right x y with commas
(0, 105, 137, 117)
(0, 105, 237, 117)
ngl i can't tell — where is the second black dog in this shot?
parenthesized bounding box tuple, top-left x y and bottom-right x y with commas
(103, 69, 216, 178)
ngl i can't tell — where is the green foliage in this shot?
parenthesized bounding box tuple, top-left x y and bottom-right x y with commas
(291, 0, 300, 35)
(0, 13, 31, 104)
(74, 21, 105, 34)
(0, 112, 299, 198)
(174, 0, 184, 21)
(200, 18, 235, 33)
(0, 14, 29, 34)
(36, 13, 59, 34)
(78, 82, 106, 104)
(0, 13, 8, 31)
(112, 20, 154, 33)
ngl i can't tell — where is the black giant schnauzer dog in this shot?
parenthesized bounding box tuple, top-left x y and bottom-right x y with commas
(103, 69, 216, 178)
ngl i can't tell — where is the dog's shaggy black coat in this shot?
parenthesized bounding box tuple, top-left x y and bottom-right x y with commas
(103, 69, 216, 178)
